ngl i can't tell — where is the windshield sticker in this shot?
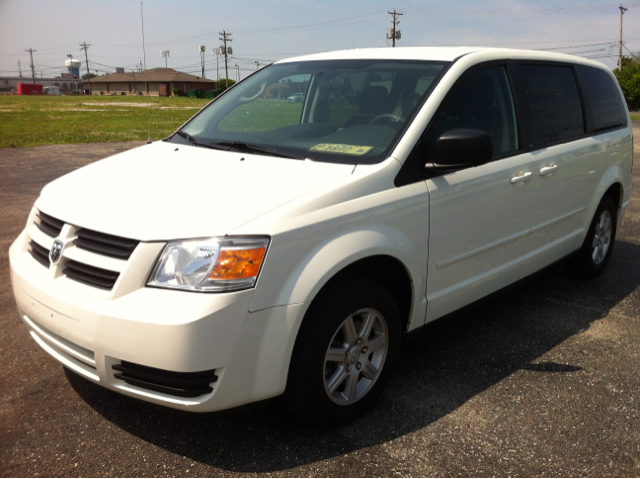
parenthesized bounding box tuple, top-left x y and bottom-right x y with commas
(310, 144, 374, 156)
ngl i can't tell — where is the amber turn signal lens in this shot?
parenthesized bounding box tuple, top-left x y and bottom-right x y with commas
(209, 247, 267, 280)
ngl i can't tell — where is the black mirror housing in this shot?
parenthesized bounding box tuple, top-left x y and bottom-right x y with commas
(433, 128, 493, 170)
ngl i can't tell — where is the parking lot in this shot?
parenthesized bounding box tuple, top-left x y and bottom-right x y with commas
(1, 130, 639, 477)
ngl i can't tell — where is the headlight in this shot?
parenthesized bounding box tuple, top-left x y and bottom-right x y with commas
(147, 237, 269, 292)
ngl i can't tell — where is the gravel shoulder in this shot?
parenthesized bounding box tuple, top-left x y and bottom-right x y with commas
(0, 135, 639, 477)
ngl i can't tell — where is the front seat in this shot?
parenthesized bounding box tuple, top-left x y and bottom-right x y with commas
(343, 85, 390, 128)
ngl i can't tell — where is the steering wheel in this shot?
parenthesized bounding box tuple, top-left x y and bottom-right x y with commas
(370, 114, 405, 125)
(240, 82, 266, 102)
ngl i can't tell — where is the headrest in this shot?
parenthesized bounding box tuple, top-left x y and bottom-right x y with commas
(359, 85, 390, 115)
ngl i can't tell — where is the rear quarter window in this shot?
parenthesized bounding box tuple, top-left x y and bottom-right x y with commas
(576, 65, 628, 132)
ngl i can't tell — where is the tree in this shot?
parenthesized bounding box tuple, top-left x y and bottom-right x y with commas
(215, 78, 236, 91)
(82, 72, 97, 80)
(614, 56, 640, 111)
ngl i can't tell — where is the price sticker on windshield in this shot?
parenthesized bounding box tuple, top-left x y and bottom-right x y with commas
(310, 143, 373, 156)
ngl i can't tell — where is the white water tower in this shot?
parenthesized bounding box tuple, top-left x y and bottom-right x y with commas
(65, 58, 82, 79)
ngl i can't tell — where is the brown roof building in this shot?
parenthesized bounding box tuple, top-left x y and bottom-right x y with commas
(83, 68, 217, 96)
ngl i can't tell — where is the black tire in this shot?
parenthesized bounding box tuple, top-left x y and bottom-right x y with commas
(565, 195, 617, 279)
(284, 276, 402, 426)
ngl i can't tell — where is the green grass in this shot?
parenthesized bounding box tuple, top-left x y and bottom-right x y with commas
(219, 99, 303, 132)
(631, 114, 640, 120)
(0, 95, 210, 148)
(218, 98, 362, 133)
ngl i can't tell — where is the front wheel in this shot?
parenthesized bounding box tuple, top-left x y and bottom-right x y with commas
(284, 277, 402, 426)
(565, 195, 617, 279)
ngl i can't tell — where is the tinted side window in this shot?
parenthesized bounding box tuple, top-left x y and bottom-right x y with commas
(519, 65, 584, 148)
(576, 65, 628, 132)
(426, 66, 519, 159)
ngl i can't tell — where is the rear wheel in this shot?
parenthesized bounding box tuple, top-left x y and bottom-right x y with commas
(285, 277, 402, 426)
(565, 195, 617, 279)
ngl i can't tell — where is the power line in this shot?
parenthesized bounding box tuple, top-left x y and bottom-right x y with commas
(406, 3, 640, 16)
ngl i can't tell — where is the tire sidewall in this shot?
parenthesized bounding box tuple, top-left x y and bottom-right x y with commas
(286, 277, 402, 425)
(572, 195, 617, 278)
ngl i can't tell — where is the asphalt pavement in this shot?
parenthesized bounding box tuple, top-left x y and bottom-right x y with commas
(1, 130, 639, 477)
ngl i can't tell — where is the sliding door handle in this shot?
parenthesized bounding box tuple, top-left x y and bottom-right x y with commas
(510, 172, 532, 184)
(539, 164, 558, 176)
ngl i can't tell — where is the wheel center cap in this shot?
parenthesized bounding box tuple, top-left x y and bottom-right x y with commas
(348, 348, 361, 364)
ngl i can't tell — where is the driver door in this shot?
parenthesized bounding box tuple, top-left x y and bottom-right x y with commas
(423, 65, 534, 322)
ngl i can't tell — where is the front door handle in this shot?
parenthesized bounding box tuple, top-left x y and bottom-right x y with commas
(510, 172, 532, 184)
(539, 164, 558, 176)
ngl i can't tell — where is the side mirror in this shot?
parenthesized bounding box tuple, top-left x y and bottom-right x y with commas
(433, 128, 493, 170)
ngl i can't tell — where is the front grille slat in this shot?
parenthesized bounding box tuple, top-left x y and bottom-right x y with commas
(63, 259, 119, 290)
(113, 361, 218, 398)
(74, 228, 139, 260)
(35, 211, 64, 238)
(74, 237, 134, 259)
(28, 240, 50, 268)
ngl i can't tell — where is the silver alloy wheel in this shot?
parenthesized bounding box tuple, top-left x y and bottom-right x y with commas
(323, 308, 388, 405)
(592, 210, 612, 265)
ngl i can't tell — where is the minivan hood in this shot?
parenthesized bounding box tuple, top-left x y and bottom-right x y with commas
(36, 141, 355, 241)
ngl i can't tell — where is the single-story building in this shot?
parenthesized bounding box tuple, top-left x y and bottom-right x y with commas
(83, 68, 217, 96)
(0, 76, 82, 93)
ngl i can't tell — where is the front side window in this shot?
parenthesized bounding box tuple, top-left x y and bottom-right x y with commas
(172, 59, 449, 164)
(519, 64, 584, 148)
(425, 66, 519, 162)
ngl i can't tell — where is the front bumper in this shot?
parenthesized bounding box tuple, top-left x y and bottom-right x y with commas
(9, 226, 305, 412)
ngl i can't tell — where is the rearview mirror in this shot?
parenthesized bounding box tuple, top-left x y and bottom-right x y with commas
(432, 128, 493, 170)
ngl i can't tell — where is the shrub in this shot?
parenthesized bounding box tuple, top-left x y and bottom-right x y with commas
(614, 56, 640, 111)
(215, 79, 236, 92)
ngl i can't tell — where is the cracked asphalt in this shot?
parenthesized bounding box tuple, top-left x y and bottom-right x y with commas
(1, 126, 639, 477)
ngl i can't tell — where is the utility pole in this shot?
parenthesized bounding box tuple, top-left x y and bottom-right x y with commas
(161, 50, 169, 68)
(80, 42, 92, 94)
(18, 60, 22, 78)
(618, 5, 628, 70)
(26, 48, 36, 84)
(387, 9, 403, 47)
(219, 30, 232, 90)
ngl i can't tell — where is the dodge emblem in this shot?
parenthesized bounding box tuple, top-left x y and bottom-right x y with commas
(50, 239, 64, 264)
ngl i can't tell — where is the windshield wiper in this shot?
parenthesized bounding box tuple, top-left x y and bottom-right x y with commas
(174, 131, 231, 151)
(209, 141, 304, 160)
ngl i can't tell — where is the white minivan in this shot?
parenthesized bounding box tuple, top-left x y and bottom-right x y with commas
(9, 47, 633, 425)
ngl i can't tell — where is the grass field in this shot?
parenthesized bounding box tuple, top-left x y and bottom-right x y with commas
(0, 95, 209, 148)
(1, 95, 638, 149)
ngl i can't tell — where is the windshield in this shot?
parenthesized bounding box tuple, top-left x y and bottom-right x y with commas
(172, 59, 449, 164)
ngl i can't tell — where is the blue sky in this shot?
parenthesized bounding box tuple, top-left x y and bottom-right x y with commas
(1, 0, 639, 80)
